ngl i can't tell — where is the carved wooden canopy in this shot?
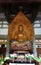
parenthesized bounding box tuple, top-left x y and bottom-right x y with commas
(8, 11, 34, 41)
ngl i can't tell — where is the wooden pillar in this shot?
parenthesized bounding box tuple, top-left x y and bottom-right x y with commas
(6, 41, 10, 57)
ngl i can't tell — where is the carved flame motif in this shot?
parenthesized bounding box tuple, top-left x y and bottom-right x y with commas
(8, 11, 34, 41)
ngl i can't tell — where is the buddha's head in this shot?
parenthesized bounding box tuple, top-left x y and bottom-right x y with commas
(18, 25, 23, 31)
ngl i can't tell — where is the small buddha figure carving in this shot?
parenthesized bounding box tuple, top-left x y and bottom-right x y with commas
(14, 25, 27, 41)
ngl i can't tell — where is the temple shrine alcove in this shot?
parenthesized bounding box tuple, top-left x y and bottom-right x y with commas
(8, 11, 34, 53)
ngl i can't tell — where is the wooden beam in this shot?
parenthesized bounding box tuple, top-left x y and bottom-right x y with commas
(0, 0, 41, 3)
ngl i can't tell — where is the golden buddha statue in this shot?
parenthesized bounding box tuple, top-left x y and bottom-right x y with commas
(14, 25, 27, 41)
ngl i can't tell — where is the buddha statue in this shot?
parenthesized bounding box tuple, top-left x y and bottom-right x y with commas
(14, 25, 27, 41)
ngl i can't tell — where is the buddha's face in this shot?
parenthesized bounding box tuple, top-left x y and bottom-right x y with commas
(18, 25, 23, 31)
